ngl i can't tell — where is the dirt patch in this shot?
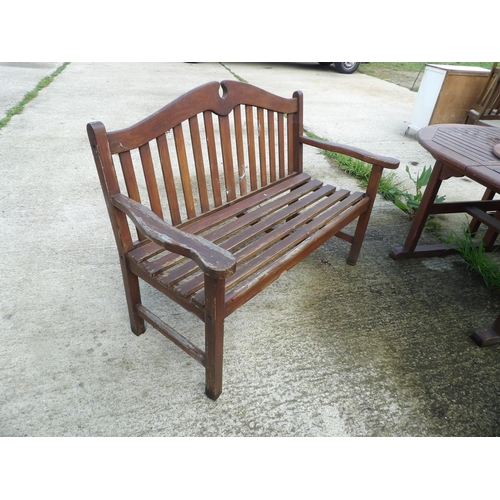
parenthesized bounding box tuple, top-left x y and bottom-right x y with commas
(359, 65, 426, 91)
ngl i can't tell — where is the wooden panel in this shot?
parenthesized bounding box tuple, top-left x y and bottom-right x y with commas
(430, 71, 490, 124)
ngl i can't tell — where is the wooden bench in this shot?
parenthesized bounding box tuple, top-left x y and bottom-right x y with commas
(87, 80, 399, 399)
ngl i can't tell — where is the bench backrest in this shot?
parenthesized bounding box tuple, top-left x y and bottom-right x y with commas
(88, 80, 304, 233)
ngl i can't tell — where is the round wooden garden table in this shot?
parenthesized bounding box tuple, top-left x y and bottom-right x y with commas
(390, 124, 500, 346)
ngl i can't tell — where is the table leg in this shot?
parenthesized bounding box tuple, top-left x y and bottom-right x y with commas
(471, 314, 500, 347)
(390, 160, 445, 260)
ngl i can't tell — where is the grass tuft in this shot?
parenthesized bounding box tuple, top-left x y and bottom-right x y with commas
(0, 62, 70, 130)
(304, 129, 402, 202)
(447, 224, 500, 289)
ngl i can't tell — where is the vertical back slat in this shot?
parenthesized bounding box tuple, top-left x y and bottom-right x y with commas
(173, 124, 196, 219)
(268, 110, 276, 183)
(257, 107, 267, 187)
(139, 142, 164, 219)
(287, 113, 294, 174)
(218, 115, 237, 202)
(278, 113, 286, 178)
(156, 133, 182, 226)
(119, 150, 141, 203)
(189, 115, 210, 213)
(119, 150, 143, 240)
(233, 105, 247, 196)
(203, 111, 223, 207)
(245, 105, 258, 191)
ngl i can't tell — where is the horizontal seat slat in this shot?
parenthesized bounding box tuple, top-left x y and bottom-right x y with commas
(222, 196, 371, 316)
(156, 183, 343, 287)
(183, 191, 365, 301)
(176, 172, 311, 232)
(130, 173, 310, 274)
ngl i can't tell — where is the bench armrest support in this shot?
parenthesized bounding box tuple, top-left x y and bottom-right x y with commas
(300, 135, 400, 169)
(111, 193, 237, 279)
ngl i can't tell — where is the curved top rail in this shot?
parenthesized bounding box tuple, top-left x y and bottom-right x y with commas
(107, 80, 299, 154)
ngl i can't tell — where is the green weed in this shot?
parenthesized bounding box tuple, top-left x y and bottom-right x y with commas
(0, 62, 70, 130)
(446, 224, 500, 289)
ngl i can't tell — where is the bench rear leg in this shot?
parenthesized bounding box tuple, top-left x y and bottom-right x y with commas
(204, 276, 226, 400)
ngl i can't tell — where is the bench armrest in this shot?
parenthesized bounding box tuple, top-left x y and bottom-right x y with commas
(111, 193, 237, 279)
(300, 135, 400, 169)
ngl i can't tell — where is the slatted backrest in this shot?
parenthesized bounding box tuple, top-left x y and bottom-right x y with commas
(473, 64, 500, 119)
(89, 80, 302, 235)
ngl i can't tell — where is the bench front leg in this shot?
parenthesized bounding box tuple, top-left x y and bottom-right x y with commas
(347, 164, 383, 265)
(204, 275, 226, 400)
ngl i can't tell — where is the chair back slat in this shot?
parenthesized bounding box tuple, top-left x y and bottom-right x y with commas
(257, 107, 268, 187)
(233, 105, 247, 196)
(139, 142, 164, 219)
(268, 110, 277, 183)
(173, 124, 197, 219)
(156, 133, 182, 226)
(203, 111, 223, 208)
(188, 115, 211, 213)
(219, 114, 237, 202)
(278, 113, 286, 178)
(119, 150, 143, 240)
(287, 113, 295, 175)
(119, 150, 142, 204)
(245, 105, 258, 191)
(468, 64, 500, 123)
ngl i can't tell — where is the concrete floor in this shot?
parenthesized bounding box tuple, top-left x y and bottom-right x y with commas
(1, 62, 499, 437)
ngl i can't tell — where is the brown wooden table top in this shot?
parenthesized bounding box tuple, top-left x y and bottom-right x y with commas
(417, 124, 500, 189)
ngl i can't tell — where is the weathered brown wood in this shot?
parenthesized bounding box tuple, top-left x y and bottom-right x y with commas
(139, 142, 164, 219)
(137, 304, 205, 365)
(88, 81, 399, 399)
(203, 111, 223, 207)
(268, 110, 276, 183)
(233, 105, 247, 196)
(156, 133, 182, 226)
(466, 64, 500, 124)
(245, 105, 258, 190)
(219, 115, 237, 202)
(153, 179, 328, 282)
(173, 124, 196, 219)
(278, 113, 285, 178)
(189, 115, 210, 213)
(257, 107, 268, 186)
(204, 275, 226, 400)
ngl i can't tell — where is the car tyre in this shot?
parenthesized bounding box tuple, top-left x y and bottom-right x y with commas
(333, 62, 360, 74)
